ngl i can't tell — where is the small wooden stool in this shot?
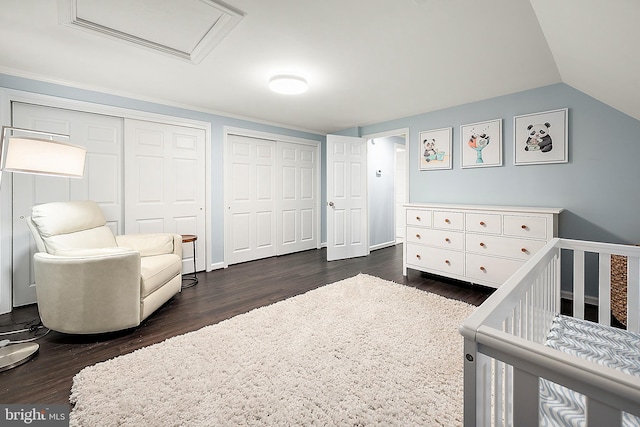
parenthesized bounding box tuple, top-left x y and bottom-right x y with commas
(181, 234, 198, 288)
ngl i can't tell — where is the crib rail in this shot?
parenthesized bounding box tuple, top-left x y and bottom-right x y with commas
(459, 238, 640, 427)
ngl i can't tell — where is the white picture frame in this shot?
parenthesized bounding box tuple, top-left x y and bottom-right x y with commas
(514, 108, 568, 165)
(419, 127, 452, 170)
(460, 119, 502, 168)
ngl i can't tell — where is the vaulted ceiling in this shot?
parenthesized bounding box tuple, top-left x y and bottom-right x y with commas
(0, 0, 637, 134)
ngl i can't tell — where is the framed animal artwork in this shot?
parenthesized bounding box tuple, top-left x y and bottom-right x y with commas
(460, 118, 502, 168)
(514, 108, 568, 165)
(419, 127, 452, 170)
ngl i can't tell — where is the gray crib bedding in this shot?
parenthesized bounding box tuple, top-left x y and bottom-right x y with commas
(541, 314, 640, 427)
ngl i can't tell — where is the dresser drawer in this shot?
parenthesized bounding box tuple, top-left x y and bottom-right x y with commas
(465, 213, 501, 234)
(465, 234, 546, 261)
(406, 209, 432, 227)
(406, 243, 464, 276)
(433, 211, 464, 231)
(503, 215, 547, 240)
(407, 226, 464, 250)
(465, 254, 524, 286)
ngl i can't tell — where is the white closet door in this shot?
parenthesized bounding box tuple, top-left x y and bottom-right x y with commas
(124, 119, 206, 274)
(11, 102, 123, 306)
(276, 141, 319, 255)
(225, 134, 277, 265)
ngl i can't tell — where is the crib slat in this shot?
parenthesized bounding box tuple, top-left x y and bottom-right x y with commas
(513, 367, 539, 427)
(586, 397, 621, 426)
(628, 256, 640, 333)
(478, 353, 492, 427)
(598, 254, 611, 326)
(494, 359, 503, 427)
(574, 250, 585, 319)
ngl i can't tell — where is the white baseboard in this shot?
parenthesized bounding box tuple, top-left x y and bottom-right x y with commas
(369, 241, 397, 252)
(208, 262, 225, 271)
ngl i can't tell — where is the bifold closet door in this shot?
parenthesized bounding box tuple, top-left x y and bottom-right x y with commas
(11, 102, 123, 306)
(225, 135, 319, 265)
(124, 119, 206, 274)
(225, 134, 277, 265)
(276, 141, 318, 256)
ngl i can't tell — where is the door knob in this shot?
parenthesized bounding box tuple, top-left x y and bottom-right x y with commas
(328, 201, 334, 207)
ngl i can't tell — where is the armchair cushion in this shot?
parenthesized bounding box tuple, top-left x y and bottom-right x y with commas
(46, 227, 118, 254)
(115, 234, 177, 257)
(53, 247, 136, 257)
(29, 200, 118, 253)
(140, 254, 182, 297)
(31, 200, 107, 237)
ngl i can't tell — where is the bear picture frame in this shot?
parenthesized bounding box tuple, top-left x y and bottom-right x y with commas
(514, 108, 568, 165)
(460, 118, 502, 168)
(419, 127, 452, 170)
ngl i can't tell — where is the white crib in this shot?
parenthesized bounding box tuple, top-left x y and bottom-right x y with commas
(459, 238, 640, 427)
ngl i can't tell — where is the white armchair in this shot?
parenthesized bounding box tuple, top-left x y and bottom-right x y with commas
(26, 200, 182, 334)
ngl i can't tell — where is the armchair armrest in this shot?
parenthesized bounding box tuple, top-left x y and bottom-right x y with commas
(33, 250, 141, 334)
(115, 233, 182, 258)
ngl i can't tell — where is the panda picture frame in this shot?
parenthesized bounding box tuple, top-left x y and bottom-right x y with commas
(514, 108, 568, 165)
(419, 127, 452, 170)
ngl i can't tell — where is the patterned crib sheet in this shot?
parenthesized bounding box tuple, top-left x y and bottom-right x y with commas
(541, 315, 640, 427)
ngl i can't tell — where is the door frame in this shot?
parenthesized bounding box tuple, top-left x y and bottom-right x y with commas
(361, 128, 409, 247)
(222, 126, 321, 268)
(394, 142, 407, 243)
(0, 88, 212, 314)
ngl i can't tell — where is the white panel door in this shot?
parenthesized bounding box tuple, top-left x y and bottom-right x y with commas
(11, 102, 123, 306)
(124, 119, 206, 274)
(326, 134, 368, 261)
(276, 141, 318, 255)
(225, 134, 276, 265)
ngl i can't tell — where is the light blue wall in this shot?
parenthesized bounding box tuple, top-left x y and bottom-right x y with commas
(0, 74, 325, 265)
(358, 83, 640, 295)
(5, 74, 639, 295)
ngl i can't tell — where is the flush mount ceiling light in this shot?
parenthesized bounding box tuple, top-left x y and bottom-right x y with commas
(268, 75, 308, 95)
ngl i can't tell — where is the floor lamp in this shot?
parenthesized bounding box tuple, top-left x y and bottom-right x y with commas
(0, 126, 86, 372)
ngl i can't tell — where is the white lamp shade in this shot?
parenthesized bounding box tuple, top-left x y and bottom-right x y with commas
(3, 136, 86, 178)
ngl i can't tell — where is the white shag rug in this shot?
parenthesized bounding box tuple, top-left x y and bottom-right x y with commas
(70, 274, 476, 426)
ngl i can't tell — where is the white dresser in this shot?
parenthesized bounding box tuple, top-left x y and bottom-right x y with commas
(403, 203, 563, 288)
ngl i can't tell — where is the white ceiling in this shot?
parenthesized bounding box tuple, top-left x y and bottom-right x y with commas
(0, 0, 637, 134)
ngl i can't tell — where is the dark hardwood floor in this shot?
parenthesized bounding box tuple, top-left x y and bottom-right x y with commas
(0, 244, 493, 404)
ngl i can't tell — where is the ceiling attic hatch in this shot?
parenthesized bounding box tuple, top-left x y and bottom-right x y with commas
(58, 0, 244, 64)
